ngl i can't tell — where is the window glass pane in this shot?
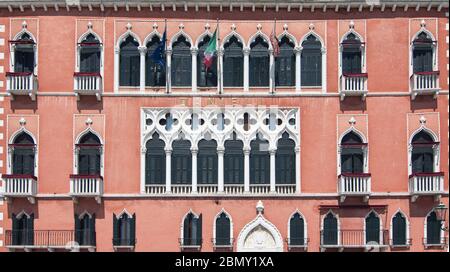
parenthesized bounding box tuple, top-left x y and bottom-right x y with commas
(172, 36, 192, 87)
(197, 140, 218, 184)
(249, 36, 269, 87)
(120, 36, 140, 86)
(223, 36, 243, 87)
(172, 139, 192, 184)
(275, 36, 295, 86)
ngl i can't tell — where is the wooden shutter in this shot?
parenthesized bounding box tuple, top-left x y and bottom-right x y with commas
(172, 140, 192, 185)
(216, 214, 231, 246)
(12, 213, 19, 245)
(196, 214, 202, 246)
(198, 140, 218, 185)
(276, 136, 296, 184)
(224, 140, 244, 184)
(323, 214, 338, 245)
(27, 214, 34, 246)
(249, 37, 269, 87)
(80, 48, 100, 73)
(130, 214, 136, 246)
(290, 214, 305, 245)
(392, 213, 407, 245)
(74, 214, 81, 245)
(90, 214, 96, 246)
(12, 150, 23, 174)
(112, 213, 119, 246)
(427, 212, 441, 244)
(365, 213, 380, 244)
(250, 139, 270, 184)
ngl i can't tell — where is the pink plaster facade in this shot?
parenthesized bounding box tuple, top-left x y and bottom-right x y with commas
(0, 1, 448, 252)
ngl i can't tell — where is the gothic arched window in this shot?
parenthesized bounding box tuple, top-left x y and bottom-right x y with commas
(119, 35, 140, 86)
(275, 36, 295, 87)
(146, 35, 166, 86)
(171, 36, 192, 87)
(223, 36, 243, 87)
(301, 34, 322, 86)
(249, 36, 269, 87)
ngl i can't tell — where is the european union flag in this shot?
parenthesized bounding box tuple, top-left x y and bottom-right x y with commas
(151, 30, 166, 68)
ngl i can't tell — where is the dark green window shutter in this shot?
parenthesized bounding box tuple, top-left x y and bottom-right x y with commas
(14, 34, 34, 73)
(90, 214, 96, 246)
(183, 214, 191, 245)
(12, 213, 19, 245)
(119, 36, 140, 87)
(130, 214, 136, 246)
(392, 213, 407, 245)
(196, 214, 202, 246)
(223, 36, 243, 87)
(112, 213, 119, 246)
(249, 36, 269, 87)
(171, 36, 192, 87)
(224, 139, 244, 184)
(171, 140, 192, 185)
(275, 36, 295, 87)
(197, 36, 217, 87)
(78, 132, 102, 175)
(146, 36, 166, 87)
(215, 213, 230, 246)
(74, 214, 81, 245)
(276, 133, 296, 184)
(365, 212, 380, 244)
(197, 140, 218, 185)
(250, 137, 270, 184)
(323, 213, 338, 245)
(27, 214, 34, 246)
(145, 134, 166, 184)
(290, 213, 305, 245)
(427, 212, 441, 244)
(301, 35, 322, 86)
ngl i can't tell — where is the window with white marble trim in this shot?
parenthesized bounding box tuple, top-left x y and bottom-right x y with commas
(140, 107, 300, 195)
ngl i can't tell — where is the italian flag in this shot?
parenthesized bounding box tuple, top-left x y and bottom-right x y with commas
(203, 29, 217, 69)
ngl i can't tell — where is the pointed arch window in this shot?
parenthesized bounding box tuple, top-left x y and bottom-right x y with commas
(340, 131, 365, 174)
(183, 212, 202, 246)
(275, 36, 295, 87)
(289, 213, 306, 246)
(75, 213, 96, 246)
(197, 35, 217, 87)
(250, 136, 270, 184)
(224, 134, 244, 184)
(77, 132, 101, 175)
(322, 213, 338, 245)
(223, 36, 243, 87)
(13, 33, 35, 73)
(171, 36, 192, 87)
(412, 32, 435, 73)
(426, 211, 442, 245)
(249, 36, 269, 87)
(172, 139, 192, 185)
(301, 34, 322, 86)
(276, 132, 295, 184)
(113, 212, 136, 246)
(119, 36, 140, 87)
(411, 131, 435, 173)
(79, 34, 101, 73)
(392, 212, 408, 246)
(197, 139, 218, 185)
(11, 132, 36, 175)
(215, 212, 231, 246)
(341, 33, 362, 74)
(145, 133, 166, 185)
(365, 212, 381, 244)
(11, 213, 34, 246)
(146, 35, 166, 87)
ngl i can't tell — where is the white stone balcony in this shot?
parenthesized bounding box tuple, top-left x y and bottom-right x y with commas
(410, 71, 440, 100)
(338, 173, 371, 202)
(6, 72, 37, 101)
(409, 172, 444, 202)
(73, 72, 102, 101)
(0, 174, 37, 203)
(69, 174, 103, 203)
(339, 73, 368, 101)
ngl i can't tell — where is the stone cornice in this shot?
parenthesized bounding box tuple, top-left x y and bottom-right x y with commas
(0, 0, 448, 13)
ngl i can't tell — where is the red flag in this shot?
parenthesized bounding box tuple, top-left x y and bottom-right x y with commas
(270, 24, 280, 57)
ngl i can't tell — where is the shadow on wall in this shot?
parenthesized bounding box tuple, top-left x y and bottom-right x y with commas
(410, 96, 438, 112)
(10, 96, 38, 112)
(339, 97, 367, 112)
(76, 96, 103, 112)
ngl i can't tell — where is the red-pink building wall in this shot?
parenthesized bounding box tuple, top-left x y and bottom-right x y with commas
(0, 4, 448, 252)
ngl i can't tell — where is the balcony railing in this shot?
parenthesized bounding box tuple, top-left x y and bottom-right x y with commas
(212, 238, 234, 249)
(286, 237, 310, 249)
(197, 184, 218, 194)
(423, 237, 448, 248)
(4, 230, 95, 250)
(142, 183, 297, 195)
(145, 184, 166, 194)
(69, 174, 104, 203)
(410, 71, 440, 99)
(340, 73, 368, 101)
(1, 174, 37, 203)
(73, 72, 102, 101)
(409, 172, 444, 201)
(321, 230, 389, 250)
(249, 184, 270, 194)
(338, 173, 371, 202)
(6, 72, 38, 100)
(224, 184, 245, 194)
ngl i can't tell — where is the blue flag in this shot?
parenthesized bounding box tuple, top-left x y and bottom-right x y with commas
(151, 30, 166, 68)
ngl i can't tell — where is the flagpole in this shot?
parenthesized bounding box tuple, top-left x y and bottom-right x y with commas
(217, 18, 221, 95)
(165, 19, 169, 94)
(273, 18, 276, 95)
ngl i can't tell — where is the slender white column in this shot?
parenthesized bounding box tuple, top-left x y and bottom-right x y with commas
(191, 48, 198, 92)
(217, 147, 224, 192)
(140, 147, 146, 193)
(243, 47, 250, 92)
(269, 49, 275, 93)
(191, 149, 198, 193)
(114, 47, 120, 92)
(217, 49, 224, 94)
(295, 47, 302, 92)
(270, 149, 276, 192)
(138, 46, 147, 91)
(321, 47, 327, 93)
(295, 146, 301, 193)
(165, 149, 172, 193)
(244, 147, 250, 192)
(166, 49, 172, 93)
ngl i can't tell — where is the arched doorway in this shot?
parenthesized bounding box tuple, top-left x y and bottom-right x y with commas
(236, 214, 283, 252)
